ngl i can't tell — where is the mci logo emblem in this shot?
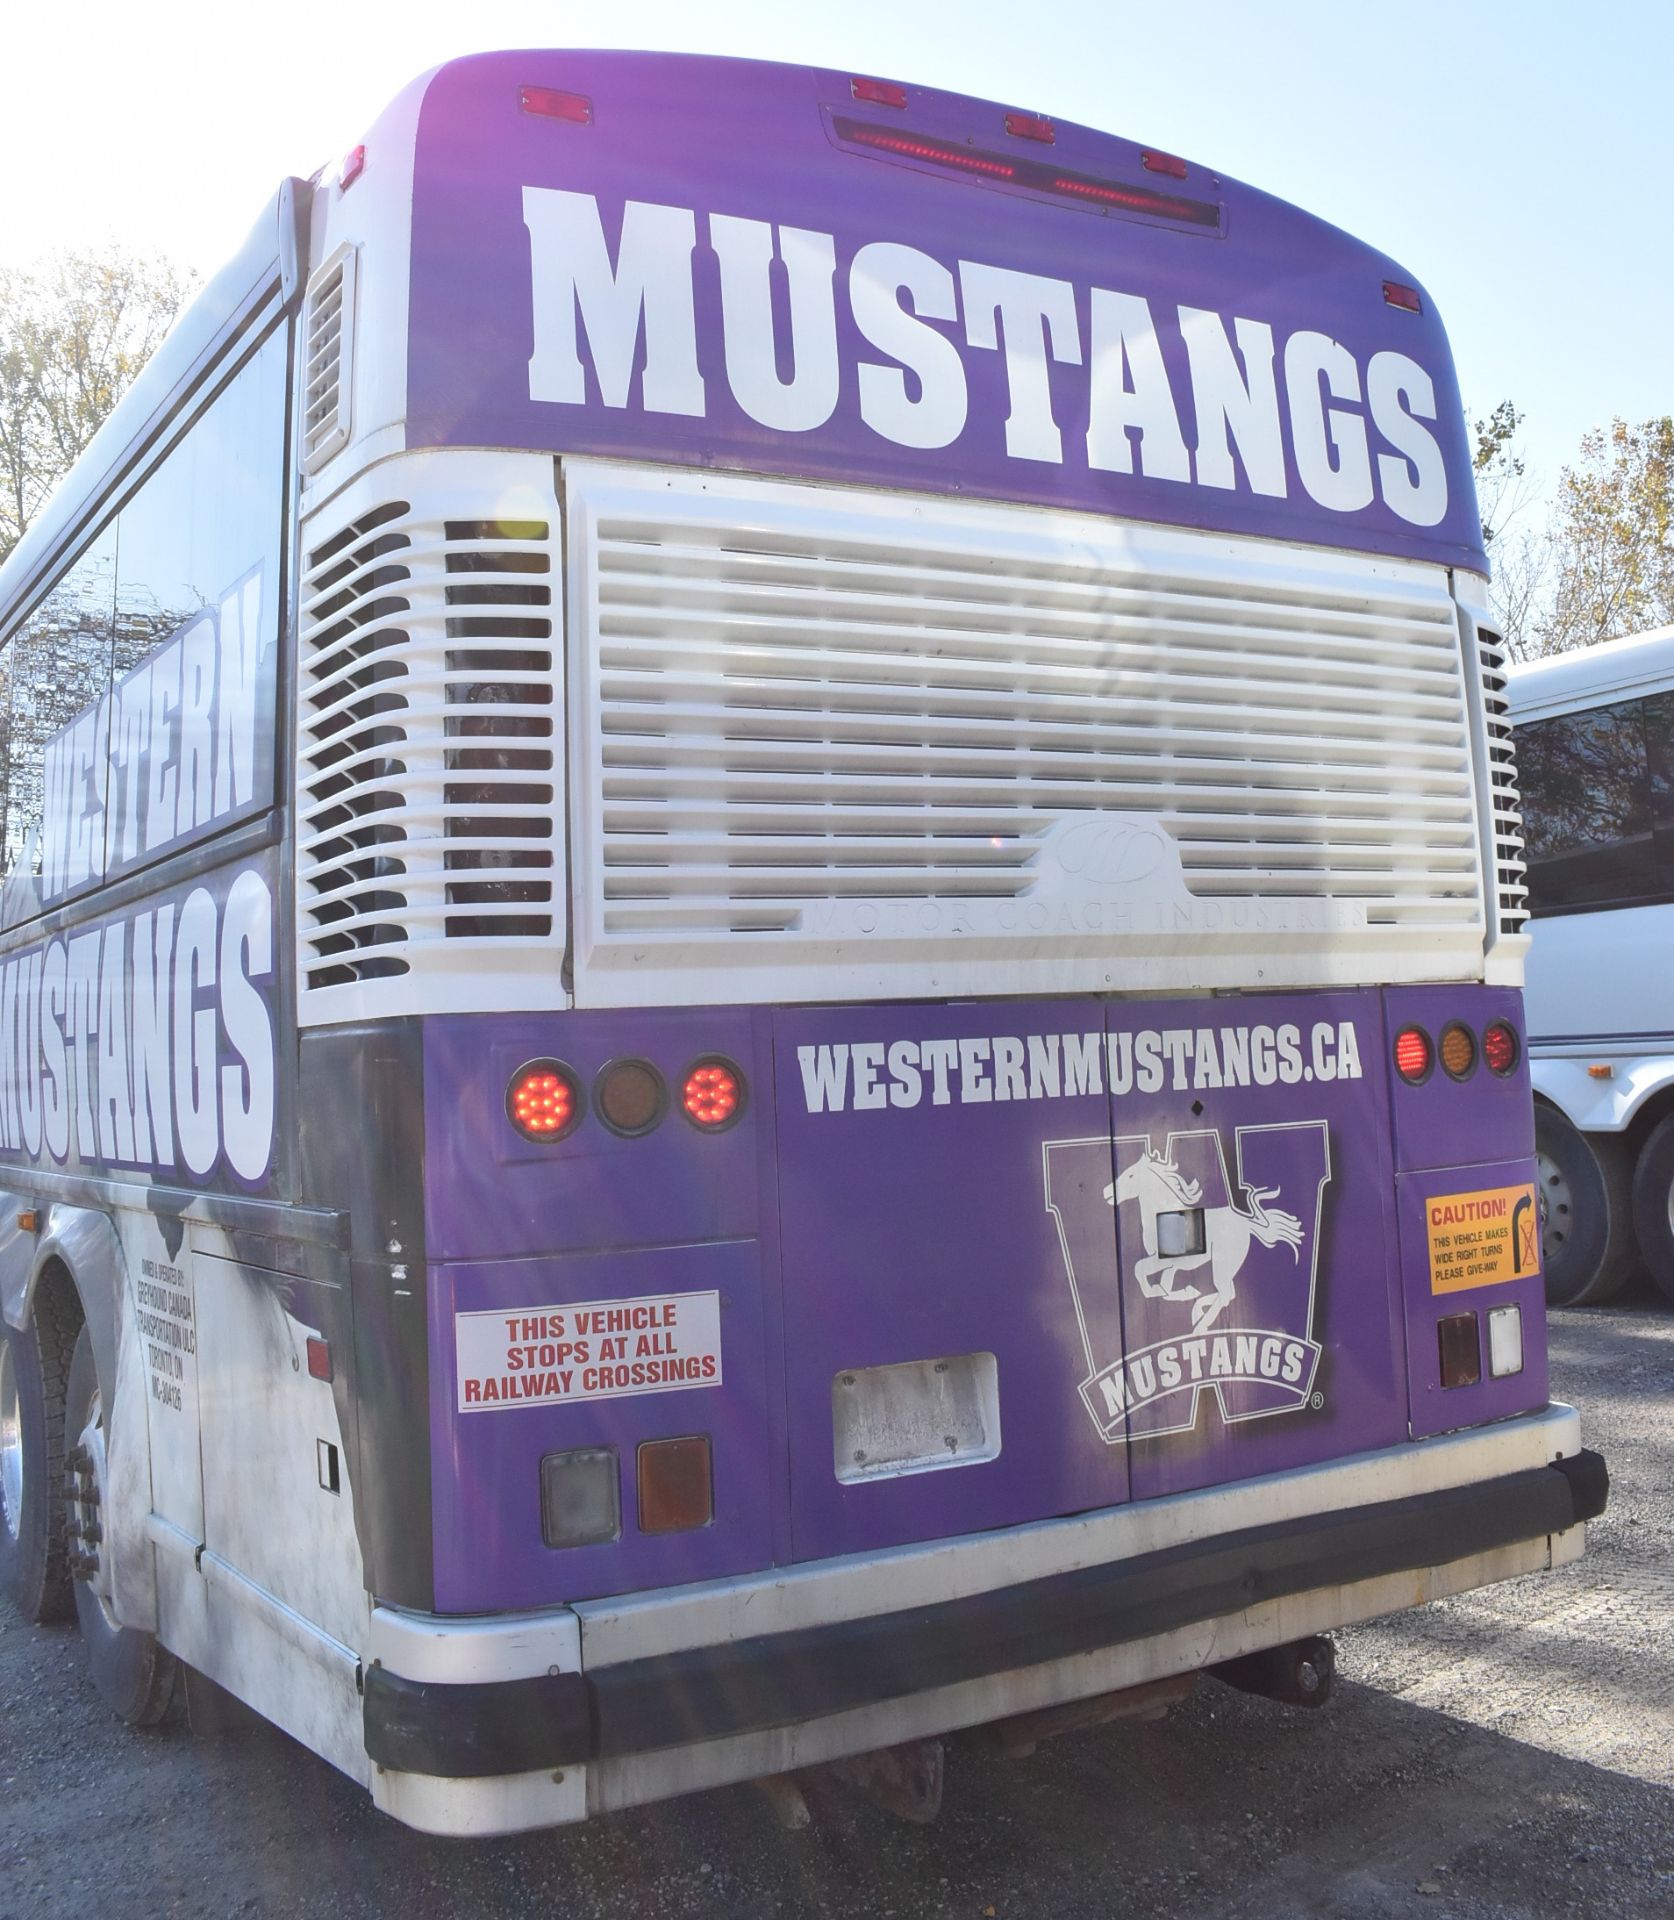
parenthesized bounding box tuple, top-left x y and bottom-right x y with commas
(1045, 1121, 1331, 1443)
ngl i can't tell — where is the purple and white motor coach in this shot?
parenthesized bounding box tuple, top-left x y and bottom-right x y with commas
(0, 51, 1605, 1834)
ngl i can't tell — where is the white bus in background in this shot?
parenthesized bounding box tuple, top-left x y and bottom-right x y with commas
(1509, 626, 1674, 1305)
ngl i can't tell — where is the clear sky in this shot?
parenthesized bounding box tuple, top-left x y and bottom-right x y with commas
(6, 0, 1668, 516)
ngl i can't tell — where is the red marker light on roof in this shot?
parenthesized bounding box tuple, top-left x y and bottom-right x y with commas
(682, 1059, 744, 1131)
(1005, 112, 1056, 144)
(338, 145, 366, 190)
(851, 75, 908, 108)
(1394, 1027, 1433, 1085)
(1141, 149, 1188, 178)
(507, 1060, 583, 1141)
(1383, 279, 1422, 312)
(520, 85, 592, 124)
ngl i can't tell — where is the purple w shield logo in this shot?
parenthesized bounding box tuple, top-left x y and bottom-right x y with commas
(1044, 1121, 1331, 1443)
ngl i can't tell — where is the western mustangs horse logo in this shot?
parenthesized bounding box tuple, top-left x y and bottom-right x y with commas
(1112, 1146, 1306, 1335)
(1045, 1120, 1331, 1443)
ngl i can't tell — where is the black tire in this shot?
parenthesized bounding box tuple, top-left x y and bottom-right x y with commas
(1631, 1111, 1674, 1307)
(65, 1323, 176, 1725)
(1535, 1106, 1635, 1307)
(0, 1287, 77, 1623)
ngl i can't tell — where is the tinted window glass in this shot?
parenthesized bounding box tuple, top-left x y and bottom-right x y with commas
(0, 528, 118, 930)
(1518, 702, 1652, 914)
(105, 326, 285, 885)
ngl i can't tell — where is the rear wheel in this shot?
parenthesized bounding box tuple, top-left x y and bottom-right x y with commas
(1631, 1112, 1674, 1307)
(0, 1288, 77, 1623)
(1535, 1107, 1635, 1307)
(64, 1323, 176, 1724)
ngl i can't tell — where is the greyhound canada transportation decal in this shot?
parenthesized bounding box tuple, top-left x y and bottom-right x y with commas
(1046, 1120, 1332, 1442)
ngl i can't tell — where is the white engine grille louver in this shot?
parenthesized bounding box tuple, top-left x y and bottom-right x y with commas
(296, 453, 566, 1021)
(1476, 626, 1529, 936)
(301, 248, 356, 472)
(567, 461, 1488, 1009)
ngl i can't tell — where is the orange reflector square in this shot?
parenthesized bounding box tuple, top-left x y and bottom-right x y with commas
(636, 1435, 712, 1535)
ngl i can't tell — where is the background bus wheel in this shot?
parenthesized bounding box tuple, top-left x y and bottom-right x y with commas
(1535, 1107, 1634, 1307)
(0, 1290, 78, 1624)
(1631, 1111, 1674, 1306)
(64, 1324, 176, 1725)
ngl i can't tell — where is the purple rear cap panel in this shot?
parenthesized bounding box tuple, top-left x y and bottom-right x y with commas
(405, 51, 1485, 575)
(420, 985, 1544, 1614)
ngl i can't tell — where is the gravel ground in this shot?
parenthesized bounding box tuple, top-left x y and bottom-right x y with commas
(3, 1304, 1672, 1920)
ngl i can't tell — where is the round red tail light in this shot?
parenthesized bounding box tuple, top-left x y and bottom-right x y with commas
(507, 1059, 582, 1140)
(1393, 1026, 1432, 1085)
(1439, 1022, 1477, 1081)
(594, 1058, 666, 1137)
(1483, 1021, 1520, 1076)
(681, 1058, 744, 1130)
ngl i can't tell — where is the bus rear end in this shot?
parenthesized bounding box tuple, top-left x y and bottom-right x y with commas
(288, 52, 1604, 1832)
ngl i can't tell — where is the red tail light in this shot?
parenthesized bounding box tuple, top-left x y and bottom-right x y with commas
(507, 1060, 582, 1141)
(682, 1059, 744, 1130)
(1483, 1022, 1520, 1076)
(1393, 1027, 1432, 1085)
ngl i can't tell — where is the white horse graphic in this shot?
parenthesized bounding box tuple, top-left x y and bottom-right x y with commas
(1105, 1145, 1304, 1334)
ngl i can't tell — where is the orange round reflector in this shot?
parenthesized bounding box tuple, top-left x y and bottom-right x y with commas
(1393, 1026, 1432, 1085)
(681, 1058, 743, 1130)
(1439, 1022, 1477, 1081)
(507, 1060, 581, 1141)
(595, 1059, 666, 1137)
(1483, 1021, 1520, 1076)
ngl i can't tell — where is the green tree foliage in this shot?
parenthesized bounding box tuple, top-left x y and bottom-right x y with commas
(0, 248, 194, 564)
(1540, 416, 1674, 654)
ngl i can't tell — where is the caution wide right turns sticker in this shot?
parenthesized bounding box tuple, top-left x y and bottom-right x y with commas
(1426, 1183, 1539, 1294)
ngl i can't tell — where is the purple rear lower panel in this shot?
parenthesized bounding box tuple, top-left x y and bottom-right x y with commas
(421, 985, 1545, 1613)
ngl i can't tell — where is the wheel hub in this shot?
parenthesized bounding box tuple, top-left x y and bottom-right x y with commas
(0, 1334, 22, 1542)
(65, 1389, 117, 1621)
(1536, 1148, 1572, 1265)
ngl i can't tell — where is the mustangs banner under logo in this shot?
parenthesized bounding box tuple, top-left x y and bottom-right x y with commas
(1045, 1120, 1331, 1442)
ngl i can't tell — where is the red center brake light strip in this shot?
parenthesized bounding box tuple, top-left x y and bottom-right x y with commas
(832, 118, 1219, 229)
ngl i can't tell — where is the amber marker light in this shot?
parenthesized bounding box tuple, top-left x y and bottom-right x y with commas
(637, 1435, 713, 1534)
(1439, 1022, 1477, 1082)
(594, 1058, 667, 1138)
(507, 1059, 583, 1141)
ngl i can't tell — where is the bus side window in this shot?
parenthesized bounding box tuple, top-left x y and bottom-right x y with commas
(105, 327, 285, 883)
(1519, 702, 1653, 915)
(0, 527, 119, 933)
(1644, 691, 1674, 898)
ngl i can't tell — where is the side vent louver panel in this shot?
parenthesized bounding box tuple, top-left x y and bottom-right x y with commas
(567, 460, 1488, 1010)
(296, 452, 566, 1025)
(302, 248, 357, 473)
(1477, 626, 1528, 936)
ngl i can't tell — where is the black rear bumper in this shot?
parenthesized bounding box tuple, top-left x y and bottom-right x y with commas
(364, 1447, 1608, 1779)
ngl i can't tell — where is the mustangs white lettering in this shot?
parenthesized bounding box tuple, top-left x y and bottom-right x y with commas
(0, 869, 276, 1183)
(798, 1020, 1361, 1113)
(523, 189, 1449, 528)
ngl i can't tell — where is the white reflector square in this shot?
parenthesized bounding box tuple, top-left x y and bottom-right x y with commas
(1487, 1305, 1524, 1378)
